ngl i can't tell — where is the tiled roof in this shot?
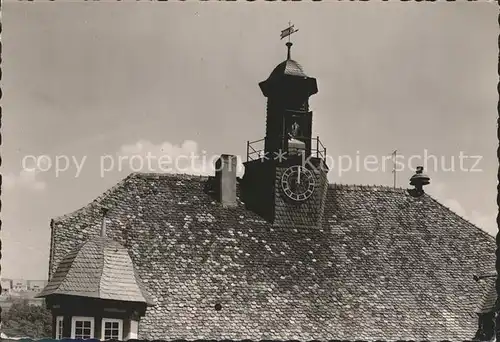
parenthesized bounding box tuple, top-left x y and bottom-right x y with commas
(0, 340, 486, 342)
(39, 236, 154, 305)
(48, 172, 495, 341)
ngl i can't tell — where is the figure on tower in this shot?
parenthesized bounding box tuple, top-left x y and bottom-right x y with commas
(290, 122, 300, 138)
(288, 121, 306, 156)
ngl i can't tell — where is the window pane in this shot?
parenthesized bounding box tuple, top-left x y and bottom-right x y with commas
(105, 332, 119, 339)
(75, 332, 91, 339)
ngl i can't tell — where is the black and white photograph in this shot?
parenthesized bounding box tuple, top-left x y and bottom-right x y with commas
(1, 2, 498, 341)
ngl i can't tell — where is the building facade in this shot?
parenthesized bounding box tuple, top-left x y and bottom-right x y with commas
(11, 279, 28, 292)
(41, 41, 496, 341)
(27, 280, 48, 292)
(0, 279, 47, 296)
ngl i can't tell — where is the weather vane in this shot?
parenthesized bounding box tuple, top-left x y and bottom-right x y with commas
(280, 22, 299, 42)
(280, 22, 299, 59)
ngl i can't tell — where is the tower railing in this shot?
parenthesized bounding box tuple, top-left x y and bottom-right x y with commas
(246, 136, 327, 162)
(247, 137, 266, 162)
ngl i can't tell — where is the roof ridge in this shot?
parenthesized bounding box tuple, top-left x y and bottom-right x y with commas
(132, 172, 210, 180)
(328, 183, 408, 193)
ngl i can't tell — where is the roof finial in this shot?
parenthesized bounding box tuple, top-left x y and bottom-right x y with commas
(286, 42, 293, 60)
(280, 22, 298, 60)
(408, 166, 430, 197)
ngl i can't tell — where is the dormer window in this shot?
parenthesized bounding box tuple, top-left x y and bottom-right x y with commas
(71, 316, 95, 339)
(102, 318, 123, 341)
(37, 237, 154, 341)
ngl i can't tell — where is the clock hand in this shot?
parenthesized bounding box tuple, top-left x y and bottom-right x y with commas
(297, 166, 301, 184)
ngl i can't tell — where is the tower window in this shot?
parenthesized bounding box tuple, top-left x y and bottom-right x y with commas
(102, 318, 123, 341)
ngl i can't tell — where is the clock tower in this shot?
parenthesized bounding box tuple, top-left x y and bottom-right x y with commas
(241, 32, 329, 227)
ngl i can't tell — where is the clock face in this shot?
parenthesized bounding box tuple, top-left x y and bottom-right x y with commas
(281, 165, 316, 201)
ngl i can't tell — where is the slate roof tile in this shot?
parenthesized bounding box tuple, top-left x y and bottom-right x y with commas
(47, 173, 495, 341)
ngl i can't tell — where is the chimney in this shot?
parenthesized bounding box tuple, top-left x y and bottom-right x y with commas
(215, 154, 237, 208)
(101, 208, 109, 237)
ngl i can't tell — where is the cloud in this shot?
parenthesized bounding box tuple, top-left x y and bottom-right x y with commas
(427, 181, 496, 235)
(3, 169, 46, 192)
(114, 139, 244, 176)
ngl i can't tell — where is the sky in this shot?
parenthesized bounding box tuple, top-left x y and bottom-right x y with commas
(1, 1, 498, 280)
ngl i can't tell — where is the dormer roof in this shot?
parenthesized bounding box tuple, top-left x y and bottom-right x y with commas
(38, 236, 154, 306)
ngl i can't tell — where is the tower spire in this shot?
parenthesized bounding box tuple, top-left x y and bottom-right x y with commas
(286, 42, 293, 60)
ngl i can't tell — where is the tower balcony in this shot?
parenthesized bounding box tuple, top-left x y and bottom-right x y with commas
(246, 136, 327, 163)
